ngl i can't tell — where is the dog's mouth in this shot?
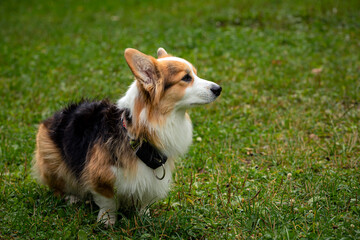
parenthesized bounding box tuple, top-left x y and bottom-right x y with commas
(190, 97, 219, 106)
(190, 103, 203, 106)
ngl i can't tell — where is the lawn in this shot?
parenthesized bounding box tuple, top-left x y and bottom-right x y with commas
(1, 0, 359, 239)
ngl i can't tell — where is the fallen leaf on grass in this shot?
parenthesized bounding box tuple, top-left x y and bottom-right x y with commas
(311, 68, 323, 74)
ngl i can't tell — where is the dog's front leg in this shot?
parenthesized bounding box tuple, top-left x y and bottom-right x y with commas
(93, 193, 118, 227)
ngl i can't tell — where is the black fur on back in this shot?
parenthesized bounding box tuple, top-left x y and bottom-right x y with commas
(43, 99, 128, 178)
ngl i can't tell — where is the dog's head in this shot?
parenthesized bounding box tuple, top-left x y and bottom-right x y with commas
(124, 48, 221, 113)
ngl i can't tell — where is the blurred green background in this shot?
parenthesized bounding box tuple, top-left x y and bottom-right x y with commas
(1, 0, 359, 239)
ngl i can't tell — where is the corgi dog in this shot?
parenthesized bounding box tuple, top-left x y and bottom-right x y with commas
(33, 48, 222, 226)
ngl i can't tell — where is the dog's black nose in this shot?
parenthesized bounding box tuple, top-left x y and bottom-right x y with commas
(210, 85, 222, 97)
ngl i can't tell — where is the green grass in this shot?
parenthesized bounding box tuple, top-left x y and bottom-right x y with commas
(1, 0, 360, 239)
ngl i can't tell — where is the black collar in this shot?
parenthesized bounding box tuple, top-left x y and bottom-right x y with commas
(121, 110, 168, 170)
(130, 139, 168, 169)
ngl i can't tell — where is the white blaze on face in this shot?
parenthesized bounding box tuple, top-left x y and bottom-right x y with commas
(157, 57, 220, 108)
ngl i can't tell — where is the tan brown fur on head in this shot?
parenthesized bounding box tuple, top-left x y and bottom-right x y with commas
(124, 48, 164, 105)
(157, 47, 171, 58)
(125, 48, 196, 132)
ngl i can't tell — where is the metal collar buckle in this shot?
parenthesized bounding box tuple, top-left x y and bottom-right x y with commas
(153, 164, 166, 180)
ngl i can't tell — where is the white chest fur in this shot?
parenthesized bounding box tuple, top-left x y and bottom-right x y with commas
(111, 160, 173, 208)
(111, 112, 193, 208)
(115, 82, 193, 207)
(155, 110, 193, 158)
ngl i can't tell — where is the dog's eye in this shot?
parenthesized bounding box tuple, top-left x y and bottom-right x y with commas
(181, 74, 192, 82)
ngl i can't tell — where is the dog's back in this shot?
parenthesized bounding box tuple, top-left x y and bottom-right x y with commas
(33, 100, 127, 196)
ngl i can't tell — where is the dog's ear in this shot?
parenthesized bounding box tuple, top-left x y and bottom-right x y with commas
(157, 48, 168, 58)
(124, 48, 160, 91)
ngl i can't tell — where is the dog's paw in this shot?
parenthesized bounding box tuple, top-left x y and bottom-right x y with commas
(97, 209, 116, 227)
(140, 207, 151, 217)
(65, 195, 80, 205)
